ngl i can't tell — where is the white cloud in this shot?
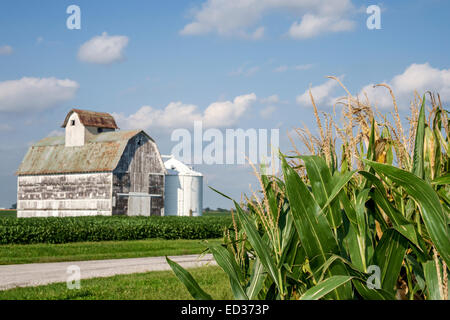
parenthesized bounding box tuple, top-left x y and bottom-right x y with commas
(251, 27, 265, 40)
(259, 94, 284, 118)
(203, 94, 256, 127)
(296, 63, 450, 109)
(360, 63, 450, 109)
(180, 0, 355, 39)
(114, 93, 257, 130)
(0, 45, 13, 55)
(78, 32, 129, 64)
(260, 105, 277, 118)
(297, 78, 339, 106)
(288, 14, 354, 39)
(261, 94, 280, 104)
(274, 65, 289, 73)
(0, 77, 79, 113)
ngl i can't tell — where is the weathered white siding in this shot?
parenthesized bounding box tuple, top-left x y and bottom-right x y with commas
(112, 133, 165, 216)
(17, 172, 113, 218)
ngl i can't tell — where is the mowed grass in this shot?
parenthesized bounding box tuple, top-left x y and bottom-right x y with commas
(0, 210, 16, 218)
(0, 238, 222, 265)
(0, 266, 232, 300)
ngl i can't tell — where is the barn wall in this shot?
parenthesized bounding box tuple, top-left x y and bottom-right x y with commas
(17, 172, 113, 217)
(113, 133, 165, 216)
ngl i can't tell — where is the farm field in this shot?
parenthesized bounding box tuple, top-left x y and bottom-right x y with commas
(0, 238, 221, 265)
(0, 266, 232, 300)
(0, 215, 231, 244)
(0, 210, 231, 219)
(0, 210, 16, 218)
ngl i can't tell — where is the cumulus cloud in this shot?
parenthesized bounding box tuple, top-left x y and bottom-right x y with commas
(0, 45, 13, 55)
(0, 77, 79, 113)
(361, 63, 450, 109)
(78, 32, 129, 64)
(260, 105, 277, 118)
(261, 94, 280, 104)
(288, 14, 354, 39)
(297, 63, 450, 109)
(259, 94, 284, 118)
(251, 27, 265, 40)
(180, 0, 355, 39)
(297, 78, 339, 106)
(114, 93, 257, 130)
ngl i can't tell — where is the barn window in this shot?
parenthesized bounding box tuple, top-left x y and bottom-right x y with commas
(70, 120, 75, 126)
(97, 128, 103, 133)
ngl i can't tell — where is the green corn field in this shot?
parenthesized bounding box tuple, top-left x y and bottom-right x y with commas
(169, 81, 449, 300)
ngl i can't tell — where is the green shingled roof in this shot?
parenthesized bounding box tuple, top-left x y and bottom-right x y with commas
(17, 130, 143, 175)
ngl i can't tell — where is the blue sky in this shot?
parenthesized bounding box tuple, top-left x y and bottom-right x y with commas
(0, 0, 449, 208)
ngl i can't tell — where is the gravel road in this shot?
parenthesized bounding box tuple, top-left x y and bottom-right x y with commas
(0, 254, 216, 290)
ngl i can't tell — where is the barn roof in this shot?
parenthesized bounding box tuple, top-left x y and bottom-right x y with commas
(16, 130, 144, 175)
(61, 109, 119, 129)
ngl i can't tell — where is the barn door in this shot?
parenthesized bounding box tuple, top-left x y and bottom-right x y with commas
(128, 193, 151, 216)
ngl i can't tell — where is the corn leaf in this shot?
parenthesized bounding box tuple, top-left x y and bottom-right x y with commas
(245, 258, 267, 300)
(299, 155, 343, 228)
(352, 279, 396, 300)
(166, 257, 212, 300)
(372, 229, 408, 293)
(422, 259, 445, 300)
(233, 201, 281, 290)
(432, 174, 450, 185)
(412, 95, 426, 179)
(364, 160, 450, 266)
(281, 156, 352, 299)
(299, 276, 354, 300)
(208, 245, 248, 300)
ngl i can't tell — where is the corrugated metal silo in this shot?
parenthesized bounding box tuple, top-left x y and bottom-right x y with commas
(163, 157, 203, 216)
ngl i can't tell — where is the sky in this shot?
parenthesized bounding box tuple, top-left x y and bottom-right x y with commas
(0, 0, 449, 209)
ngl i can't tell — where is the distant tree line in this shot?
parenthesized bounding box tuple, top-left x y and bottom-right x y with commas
(203, 207, 230, 212)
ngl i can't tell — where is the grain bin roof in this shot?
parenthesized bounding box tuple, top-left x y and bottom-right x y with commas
(16, 130, 145, 175)
(164, 157, 202, 176)
(61, 109, 119, 129)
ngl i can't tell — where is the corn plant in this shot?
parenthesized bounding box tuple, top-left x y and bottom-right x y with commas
(167, 85, 449, 300)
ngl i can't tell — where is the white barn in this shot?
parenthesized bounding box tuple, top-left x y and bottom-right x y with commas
(16, 109, 166, 217)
